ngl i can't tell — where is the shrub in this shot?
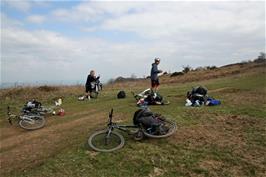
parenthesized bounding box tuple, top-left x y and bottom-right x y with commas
(170, 72, 184, 77)
(38, 85, 59, 92)
(182, 65, 192, 73)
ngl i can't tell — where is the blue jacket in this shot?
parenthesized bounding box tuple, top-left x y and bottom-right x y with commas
(150, 63, 160, 80)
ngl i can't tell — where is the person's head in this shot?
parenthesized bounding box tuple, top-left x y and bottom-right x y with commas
(90, 70, 95, 76)
(154, 57, 160, 65)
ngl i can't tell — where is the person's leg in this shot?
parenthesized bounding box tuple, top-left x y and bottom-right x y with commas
(154, 80, 160, 93)
(151, 80, 155, 93)
(85, 86, 91, 100)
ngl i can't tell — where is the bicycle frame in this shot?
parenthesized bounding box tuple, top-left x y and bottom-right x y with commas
(7, 106, 42, 125)
(106, 109, 139, 134)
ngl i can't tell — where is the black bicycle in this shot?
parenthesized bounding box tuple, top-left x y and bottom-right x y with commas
(88, 109, 176, 152)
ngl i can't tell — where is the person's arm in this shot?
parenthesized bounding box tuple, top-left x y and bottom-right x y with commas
(152, 64, 162, 74)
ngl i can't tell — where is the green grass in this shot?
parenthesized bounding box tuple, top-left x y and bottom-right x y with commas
(0, 70, 265, 177)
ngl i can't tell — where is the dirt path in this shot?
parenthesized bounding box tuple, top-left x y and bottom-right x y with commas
(0, 111, 108, 175)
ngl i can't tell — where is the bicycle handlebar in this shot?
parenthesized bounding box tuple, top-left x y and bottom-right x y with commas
(108, 109, 113, 125)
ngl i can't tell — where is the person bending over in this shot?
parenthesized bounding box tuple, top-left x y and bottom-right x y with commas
(85, 70, 100, 100)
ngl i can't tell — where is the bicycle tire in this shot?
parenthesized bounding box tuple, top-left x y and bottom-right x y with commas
(143, 119, 176, 139)
(19, 115, 45, 130)
(88, 130, 125, 152)
(162, 100, 170, 105)
(90, 91, 98, 99)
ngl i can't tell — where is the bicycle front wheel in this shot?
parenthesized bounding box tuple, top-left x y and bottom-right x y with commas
(88, 130, 125, 152)
(19, 115, 45, 130)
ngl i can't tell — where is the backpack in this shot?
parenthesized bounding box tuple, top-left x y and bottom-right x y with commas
(117, 91, 126, 99)
(187, 86, 208, 105)
(133, 109, 160, 128)
(192, 86, 208, 96)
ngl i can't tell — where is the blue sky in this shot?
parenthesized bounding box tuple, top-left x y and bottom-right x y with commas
(1, 0, 265, 85)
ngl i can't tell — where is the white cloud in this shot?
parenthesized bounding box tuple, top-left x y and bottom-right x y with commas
(101, 2, 265, 39)
(1, 1, 265, 84)
(26, 15, 46, 24)
(3, 0, 51, 12)
(3, 0, 32, 12)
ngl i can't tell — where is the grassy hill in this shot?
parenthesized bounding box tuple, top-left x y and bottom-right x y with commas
(0, 61, 265, 177)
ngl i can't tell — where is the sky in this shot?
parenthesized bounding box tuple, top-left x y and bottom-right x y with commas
(1, 0, 265, 85)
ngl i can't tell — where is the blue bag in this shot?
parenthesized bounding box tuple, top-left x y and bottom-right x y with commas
(207, 98, 221, 106)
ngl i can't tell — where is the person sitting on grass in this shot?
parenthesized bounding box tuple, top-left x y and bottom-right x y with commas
(84, 70, 100, 100)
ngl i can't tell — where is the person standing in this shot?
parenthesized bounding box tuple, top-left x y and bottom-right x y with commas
(150, 58, 163, 93)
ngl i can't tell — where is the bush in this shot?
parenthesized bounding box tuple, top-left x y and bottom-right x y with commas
(170, 72, 184, 77)
(182, 65, 192, 73)
(206, 66, 217, 70)
(38, 85, 59, 92)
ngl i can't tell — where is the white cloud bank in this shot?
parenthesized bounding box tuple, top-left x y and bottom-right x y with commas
(1, 1, 265, 85)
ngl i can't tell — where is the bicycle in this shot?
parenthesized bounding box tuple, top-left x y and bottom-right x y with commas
(90, 79, 102, 99)
(22, 98, 63, 116)
(132, 88, 170, 106)
(7, 106, 46, 130)
(78, 80, 102, 100)
(88, 109, 176, 152)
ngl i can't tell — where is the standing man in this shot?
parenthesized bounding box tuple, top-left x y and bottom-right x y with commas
(150, 58, 163, 93)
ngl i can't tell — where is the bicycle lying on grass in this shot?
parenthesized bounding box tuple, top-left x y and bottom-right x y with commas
(7, 106, 46, 130)
(88, 109, 176, 152)
(22, 98, 63, 116)
(132, 88, 170, 106)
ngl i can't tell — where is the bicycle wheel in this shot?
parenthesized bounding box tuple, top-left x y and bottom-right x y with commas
(88, 130, 125, 152)
(143, 119, 176, 139)
(90, 91, 98, 99)
(19, 115, 45, 130)
(162, 100, 170, 105)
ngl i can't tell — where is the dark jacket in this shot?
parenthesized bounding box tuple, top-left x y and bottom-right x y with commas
(150, 63, 160, 80)
(86, 75, 99, 86)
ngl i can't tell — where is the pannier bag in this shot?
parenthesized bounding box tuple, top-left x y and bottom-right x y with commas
(133, 109, 160, 128)
(117, 91, 126, 99)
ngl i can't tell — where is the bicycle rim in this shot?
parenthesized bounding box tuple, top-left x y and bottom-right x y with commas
(19, 116, 45, 130)
(88, 130, 125, 152)
(143, 119, 176, 138)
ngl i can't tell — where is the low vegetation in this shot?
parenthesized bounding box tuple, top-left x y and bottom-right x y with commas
(0, 60, 265, 177)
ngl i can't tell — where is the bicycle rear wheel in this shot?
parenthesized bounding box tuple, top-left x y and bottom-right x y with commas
(19, 115, 45, 130)
(88, 130, 125, 152)
(143, 119, 176, 139)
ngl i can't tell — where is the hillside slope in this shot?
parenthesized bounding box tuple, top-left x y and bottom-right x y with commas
(0, 61, 265, 177)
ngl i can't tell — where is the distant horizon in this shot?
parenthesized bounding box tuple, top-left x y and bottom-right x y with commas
(1, 56, 262, 89)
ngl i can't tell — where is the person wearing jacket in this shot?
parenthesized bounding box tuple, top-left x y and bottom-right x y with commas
(150, 58, 163, 93)
(85, 70, 100, 100)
